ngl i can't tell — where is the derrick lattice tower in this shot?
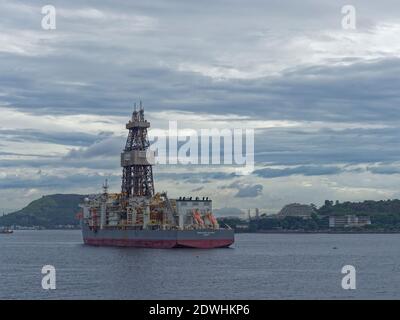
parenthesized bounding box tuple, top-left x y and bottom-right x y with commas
(121, 102, 154, 198)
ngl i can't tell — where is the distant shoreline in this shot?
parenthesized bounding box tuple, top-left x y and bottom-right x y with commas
(8, 228, 400, 234)
(238, 230, 400, 234)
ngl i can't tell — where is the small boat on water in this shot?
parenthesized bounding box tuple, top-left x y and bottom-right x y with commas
(0, 227, 13, 234)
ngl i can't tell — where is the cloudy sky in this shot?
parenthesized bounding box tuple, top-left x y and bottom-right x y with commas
(1, 0, 400, 215)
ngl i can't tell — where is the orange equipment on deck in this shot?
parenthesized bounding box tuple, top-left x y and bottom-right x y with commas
(192, 209, 205, 226)
(205, 211, 218, 228)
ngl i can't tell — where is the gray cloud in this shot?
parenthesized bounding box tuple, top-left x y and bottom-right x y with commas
(367, 165, 400, 175)
(155, 170, 236, 183)
(221, 181, 263, 198)
(254, 126, 400, 166)
(235, 184, 263, 198)
(0, 129, 107, 147)
(254, 165, 342, 178)
(0, 172, 116, 190)
(64, 136, 124, 159)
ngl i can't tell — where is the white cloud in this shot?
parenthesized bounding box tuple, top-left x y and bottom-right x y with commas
(0, 30, 56, 56)
(58, 7, 157, 31)
(179, 22, 400, 79)
(0, 107, 125, 135)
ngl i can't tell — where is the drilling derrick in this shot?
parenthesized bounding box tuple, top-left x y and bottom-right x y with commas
(121, 102, 155, 198)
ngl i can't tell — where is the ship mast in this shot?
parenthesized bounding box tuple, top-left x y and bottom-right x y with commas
(121, 102, 155, 198)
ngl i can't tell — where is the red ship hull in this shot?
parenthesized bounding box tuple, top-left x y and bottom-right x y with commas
(82, 225, 234, 249)
(83, 237, 233, 249)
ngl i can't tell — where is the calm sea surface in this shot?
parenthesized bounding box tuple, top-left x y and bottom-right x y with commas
(0, 230, 399, 299)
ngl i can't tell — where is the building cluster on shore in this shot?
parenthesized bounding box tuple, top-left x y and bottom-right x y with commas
(242, 203, 372, 230)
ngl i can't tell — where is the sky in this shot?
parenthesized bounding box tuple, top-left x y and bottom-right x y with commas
(1, 0, 400, 215)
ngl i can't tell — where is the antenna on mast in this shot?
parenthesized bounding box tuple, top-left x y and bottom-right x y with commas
(102, 179, 109, 194)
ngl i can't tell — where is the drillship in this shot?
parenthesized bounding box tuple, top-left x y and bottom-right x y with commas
(79, 103, 234, 248)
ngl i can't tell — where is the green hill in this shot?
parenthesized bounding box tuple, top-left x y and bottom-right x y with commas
(318, 199, 400, 216)
(0, 194, 85, 228)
